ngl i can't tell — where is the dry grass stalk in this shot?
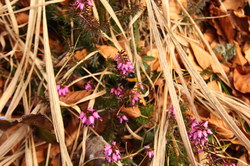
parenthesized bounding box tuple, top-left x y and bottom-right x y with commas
(146, 0, 197, 165)
(42, 0, 72, 165)
(1, 0, 250, 165)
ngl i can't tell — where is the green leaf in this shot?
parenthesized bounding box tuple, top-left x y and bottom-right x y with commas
(142, 61, 149, 70)
(142, 56, 155, 61)
(35, 128, 57, 144)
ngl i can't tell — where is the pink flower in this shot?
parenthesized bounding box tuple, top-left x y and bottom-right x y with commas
(85, 81, 92, 91)
(104, 142, 122, 163)
(57, 85, 69, 97)
(138, 82, 144, 90)
(114, 54, 134, 76)
(79, 108, 102, 127)
(168, 106, 175, 119)
(144, 145, 154, 159)
(222, 163, 236, 166)
(73, 0, 93, 10)
(188, 118, 213, 146)
(110, 87, 123, 98)
(131, 91, 139, 106)
(117, 115, 128, 124)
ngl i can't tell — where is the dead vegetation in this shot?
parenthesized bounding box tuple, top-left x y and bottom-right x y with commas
(0, 0, 250, 165)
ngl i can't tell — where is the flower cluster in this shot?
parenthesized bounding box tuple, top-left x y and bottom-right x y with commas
(114, 54, 134, 76)
(85, 81, 92, 91)
(117, 114, 128, 124)
(188, 118, 213, 146)
(144, 145, 154, 159)
(79, 108, 102, 127)
(131, 91, 139, 106)
(110, 87, 123, 98)
(168, 106, 175, 119)
(104, 142, 122, 163)
(56, 85, 69, 97)
(73, 0, 93, 10)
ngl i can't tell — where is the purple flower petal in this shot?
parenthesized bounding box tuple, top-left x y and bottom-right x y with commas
(88, 116, 95, 125)
(81, 116, 87, 124)
(122, 115, 128, 121)
(148, 151, 154, 158)
(92, 112, 100, 119)
(87, 108, 95, 112)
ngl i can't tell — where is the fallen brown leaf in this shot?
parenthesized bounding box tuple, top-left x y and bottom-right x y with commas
(232, 41, 247, 66)
(21, 113, 53, 131)
(17, 0, 30, 7)
(190, 42, 230, 73)
(230, 139, 245, 146)
(222, 0, 245, 10)
(204, 28, 217, 45)
(60, 0, 70, 5)
(0, 119, 18, 131)
(233, 68, 250, 93)
(232, 89, 250, 105)
(237, 153, 249, 166)
(187, 48, 210, 79)
(0, 124, 21, 147)
(49, 39, 64, 55)
(210, 3, 235, 42)
(15, 46, 23, 59)
(145, 48, 161, 72)
(207, 80, 221, 92)
(70, 76, 86, 89)
(208, 114, 235, 139)
(190, 42, 212, 69)
(60, 90, 92, 105)
(96, 44, 118, 59)
(65, 116, 80, 147)
(231, 10, 250, 34)
(211, 62, 230, 74)
(16, 12, 29, 25)
(74, 49, 88, 60)
(146, 48, 176, 72)
(121, 105, 141, 118)
(169, 0, 187, 20)
(243, 41, 250, 63)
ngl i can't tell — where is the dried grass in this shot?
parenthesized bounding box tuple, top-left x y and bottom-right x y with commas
(0, 0, 250, 165)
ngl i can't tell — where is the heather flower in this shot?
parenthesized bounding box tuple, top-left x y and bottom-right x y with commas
(117, 114, 128, 124)
(131, 91, 139, 106)
(56, 85, 69, 97)
(114, 54, 134, 76)
(188, 118, 213, 146)
(85, 81, 92, 91)
(168, 106, 175, 119)
(110, 87, 123, 98)
(104, 142, 122, 163)
(222, 163, 236, 166)
(138, 82, 144, 90)
(144, 145, 154, 159)
(79, 108, 102, 128)
(73, 0, 93, 10)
